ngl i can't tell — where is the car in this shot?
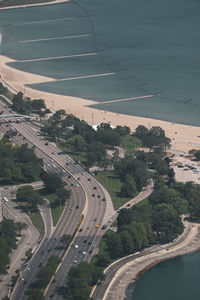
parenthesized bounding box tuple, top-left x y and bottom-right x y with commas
(74, 244, 79, 249)
(79, 228, 83, 232)
(87, 226, 91, 230)
(127, 204, 131, 207)
(95, 224, 99, 229)
(3, 197, 8, 202)
(79, 250, 82, 253)
(45, 142, 48, 146)
(71, 184, 74, 187)
(66, 162, 69, 166)
(70, 207, 73, 210)
(93, 186, 97, 190)
(92, 194, 95, 197)
(77, 177, 80, 180)
(83, 239, 87, 243)
(75, 205, 79, 209)
(68, 175, 71, 178)
(101, 225, 107, 230)
(93, 218, 97, 222)
(82, 251, 86, 255)
(97, 195, 101, 198)
(51, 152, 54, 154)
(88, 241, 92, 245)
(73, 260, 78, 264)
(88, 178, 91, 181)
(102, 198, 106, 201)
(89, 250, 92, 254)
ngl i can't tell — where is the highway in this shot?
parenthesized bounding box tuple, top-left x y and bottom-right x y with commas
(0, 99, 115, 299)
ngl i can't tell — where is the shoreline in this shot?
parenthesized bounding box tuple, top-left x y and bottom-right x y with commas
(102, 221, 200, 300)
(1, 55, 200, 153)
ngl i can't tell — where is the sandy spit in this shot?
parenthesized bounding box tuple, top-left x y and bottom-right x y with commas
(1, 54, 200, 152)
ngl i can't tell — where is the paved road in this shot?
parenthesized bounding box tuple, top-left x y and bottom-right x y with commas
(0, 99, 114, 299)
(91, 180, 154, 300)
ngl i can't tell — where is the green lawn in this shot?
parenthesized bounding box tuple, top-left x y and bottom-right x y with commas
(58, 142, 87, 164)
(45, 193, 65, 226)
(135, 198, 149, 207)
(96, 172, 131, 210)
(120, 135, 141, 155)
(29, 211, 44, 234)
(13, 200, 44, 234)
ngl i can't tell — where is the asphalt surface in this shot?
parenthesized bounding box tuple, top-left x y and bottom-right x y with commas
(0, 99, 114, 299)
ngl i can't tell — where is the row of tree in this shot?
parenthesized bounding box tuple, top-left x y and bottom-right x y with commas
(0, 219, 26, 274)
(0, 139, 43, 184)
(11, 92, 50, 116)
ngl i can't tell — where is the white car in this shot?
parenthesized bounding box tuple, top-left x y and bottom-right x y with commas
(73, 260, 78, 264)
(74, 244, 79, 249)
(3, 197, 8, 202)
(82, 251, 86, 255)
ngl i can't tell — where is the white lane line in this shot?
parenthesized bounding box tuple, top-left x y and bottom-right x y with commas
(14, 17, 76, 26)
(57, 73, 115, 81)
(19, 34, 92, 43)
(20, 52, 97, 63)
(100, 94, 155, 104)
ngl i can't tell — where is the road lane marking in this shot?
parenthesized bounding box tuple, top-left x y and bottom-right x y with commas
(20, 52, 97, 63)
(18, 34, 92, 43)
(100, 94, 155, 104)
(57, 73, 115, 81)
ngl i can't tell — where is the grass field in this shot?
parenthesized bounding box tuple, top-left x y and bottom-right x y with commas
(120, 135, 142, 155)
(13, 200, 45, 234)
(39, 189, 65, 226)
(96, 171, 131, 210)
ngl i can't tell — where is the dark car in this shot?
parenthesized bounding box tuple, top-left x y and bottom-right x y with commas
(79, 228, 83, 232)
(97, 195, 101, 198)
(93, 186, 97, 190)
(92, 194, 95, 197)
(45, 142, 48, 146)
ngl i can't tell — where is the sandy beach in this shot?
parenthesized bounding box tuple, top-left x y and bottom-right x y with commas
(1, 54, 200, 153)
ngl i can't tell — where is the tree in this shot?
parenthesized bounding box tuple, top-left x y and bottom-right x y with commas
(135, 125, 149, 139)
(105, 231, 123, 258)
(55, 187, 70, 205)
(16, 186, 43, 210)
(152, 203, 184, 243)
(25, 289, 45, 300)
(120, 175, 137, 197)
(42, 172, 62, 193)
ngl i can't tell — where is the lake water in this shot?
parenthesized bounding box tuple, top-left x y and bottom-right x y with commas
(0, 0, 200, 125)
(132, 251, 200, 300)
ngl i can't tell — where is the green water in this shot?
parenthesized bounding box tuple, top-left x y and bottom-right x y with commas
(132, 251, 200, 300)
(0, 0, 200, 125)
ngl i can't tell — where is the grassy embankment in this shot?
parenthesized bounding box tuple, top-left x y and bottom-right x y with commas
(38, 189, 65, 226)
(13, 200, 45, 234)
(96, 171, 131, 210)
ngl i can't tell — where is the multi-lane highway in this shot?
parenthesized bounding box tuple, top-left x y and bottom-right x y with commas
(0, 98, 154, 300)
(0, 99, 115, 299)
